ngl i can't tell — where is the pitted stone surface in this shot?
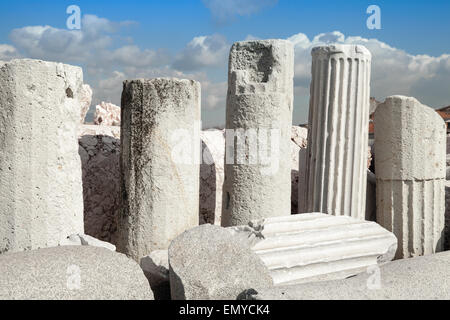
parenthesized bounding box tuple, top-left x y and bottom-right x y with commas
(169, 224, 273, 300)
(0, 59, 84, 254)
(117, 78, 201, 261)
(0, 246, 153, 300)
(223, 39, 294, 227)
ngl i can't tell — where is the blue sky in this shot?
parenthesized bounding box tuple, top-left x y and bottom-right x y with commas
(1, 0, 449, 127)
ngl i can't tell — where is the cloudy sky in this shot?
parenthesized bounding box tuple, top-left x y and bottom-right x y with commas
(0, 0, 449, 127)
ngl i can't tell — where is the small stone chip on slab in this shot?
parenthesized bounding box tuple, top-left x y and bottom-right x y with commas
(169, 224, 273, 300)
(229, 213, 398, 286)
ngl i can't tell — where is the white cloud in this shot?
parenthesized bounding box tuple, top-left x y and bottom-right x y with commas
(0, 44, 20, 60)
(173, 34, 229, 71)
(287, 31, 450, 118)
(5, 14, 450, 127)
(202, 0, 278, 24)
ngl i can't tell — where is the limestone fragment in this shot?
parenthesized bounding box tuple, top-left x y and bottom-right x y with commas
(94, 101, 121, 126)
(169, 224, 273, 300)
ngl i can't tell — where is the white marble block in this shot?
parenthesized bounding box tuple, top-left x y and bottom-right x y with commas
(229, 213, 397, 285)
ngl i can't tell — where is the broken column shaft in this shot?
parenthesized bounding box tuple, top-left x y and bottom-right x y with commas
(0, 59, 84, 253)
(374, 95, 446, 258)
(117, 78, 201, 261)
(222, 40, 294, 227)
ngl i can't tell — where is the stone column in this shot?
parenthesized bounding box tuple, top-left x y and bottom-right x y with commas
(0, 59, 84, 254)
(117, 78, 201, 261)
(305, 45, 372, 219)
(375, 95, 446, 259)
(222, 40, 294, 227)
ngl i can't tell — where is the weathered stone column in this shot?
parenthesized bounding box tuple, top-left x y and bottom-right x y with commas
(117, 78, 201, 261)
(305, 45, 372, 219)
(222, 40, 294, 227)
(375, 95, 446, 259)
(0, 59, 84, 254)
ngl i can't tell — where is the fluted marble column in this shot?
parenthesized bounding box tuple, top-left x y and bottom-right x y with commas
(375, 95, 446, 259)
(305, 45, 372, 219)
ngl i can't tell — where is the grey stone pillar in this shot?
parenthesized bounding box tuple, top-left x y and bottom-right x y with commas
(117, 78, 201, 261)
(375, 95, 446, 258)
(222, 40, 294, 227)
(0, 59, 84, 254)
(305, 45, 372, 219)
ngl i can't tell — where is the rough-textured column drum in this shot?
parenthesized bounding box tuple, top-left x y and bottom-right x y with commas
(0, 59, 84, 254)
(222, 40, 294, 227)
(375, 96, 446, 259)
(117, 78, 201, 261)
(305, 45, 371, 219)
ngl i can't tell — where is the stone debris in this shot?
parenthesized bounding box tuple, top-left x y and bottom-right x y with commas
(0, 59, 84, 254)
(140, 250, 170, 300)
(79, 84, 92, 124)
(94, 101, 121, 126)
(223, 39, 295, 227)
(240, 251, 450, 300)
(0, 246, 153, 300)
(375, 96, 446, 258)
(78, 125, 120, 244)
(169, 224, 273, 300)
(305, 45, 372, 220)
(117, 78, 201, 261)
(229, 213, 397, 286)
